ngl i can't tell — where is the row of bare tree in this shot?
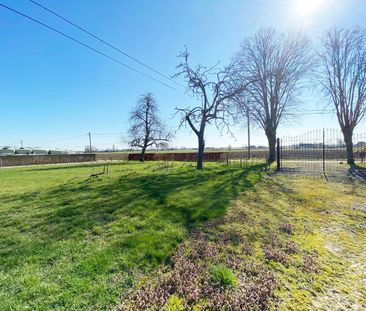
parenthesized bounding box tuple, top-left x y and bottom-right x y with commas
(129, 27, 366, 169)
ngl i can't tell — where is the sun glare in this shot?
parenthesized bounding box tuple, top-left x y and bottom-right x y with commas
(294, 0, 326, 16)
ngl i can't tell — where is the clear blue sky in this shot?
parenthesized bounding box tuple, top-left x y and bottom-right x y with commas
(1, 0, 365, 151)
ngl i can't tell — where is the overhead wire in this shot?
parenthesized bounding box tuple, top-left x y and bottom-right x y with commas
(0, 3, 181, 92)
(28, 0, 185, 89)
(0, 2, 340, 151)
(26, 134, 87, 144)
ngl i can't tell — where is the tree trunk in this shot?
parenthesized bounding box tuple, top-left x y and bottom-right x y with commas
(140, 147, 146, 162)
(265, 129, 276, 164)
(197, 134, 205, 170)
(342, 128, 355, 166)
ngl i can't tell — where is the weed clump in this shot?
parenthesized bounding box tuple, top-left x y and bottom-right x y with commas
(164, 294, 185, 311)
(210, 264, 238, 288)
(303, 251, 321, 274)
(121, 239, 279, 310)
(262, 235, 298, 264)
(219, 228, 244, 245)
(279, 223, 294, 235)
(263, 246, 288, 264)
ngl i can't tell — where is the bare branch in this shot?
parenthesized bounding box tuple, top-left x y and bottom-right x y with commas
(174, 48, 249, 169)
(232, 28, 313, 162)
(318, 26, 366, 165)
(128, 93, 171, 161)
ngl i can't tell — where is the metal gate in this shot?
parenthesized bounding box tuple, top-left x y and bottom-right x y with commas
(278, 129, 366, 177)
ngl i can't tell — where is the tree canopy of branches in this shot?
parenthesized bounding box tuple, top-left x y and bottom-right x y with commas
(234, 28, 313, 163)
(318, 27, 366, 165)
(174, 49, 249, 170)
(128, 93, 170, 162)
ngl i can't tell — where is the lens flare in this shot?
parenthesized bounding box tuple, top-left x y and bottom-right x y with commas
(294, 0, 326, 16)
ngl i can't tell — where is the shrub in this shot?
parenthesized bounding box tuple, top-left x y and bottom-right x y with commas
(210, 264, 238, 288)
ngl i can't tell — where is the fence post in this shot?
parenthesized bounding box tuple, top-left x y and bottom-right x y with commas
(280, 138, 283, 169)
(322, 128, 326, 173)
(276, 138, 281, 171)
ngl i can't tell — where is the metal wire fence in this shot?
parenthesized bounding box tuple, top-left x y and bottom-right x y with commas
(219, 150, 269, 168)
(279, 129, 366, 176)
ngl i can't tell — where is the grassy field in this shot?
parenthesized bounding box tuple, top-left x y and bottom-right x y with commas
(1, 161, 365, 310)
(0, 161, 263, 310)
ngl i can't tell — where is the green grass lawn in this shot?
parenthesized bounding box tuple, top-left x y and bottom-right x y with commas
(1, 161, 365, 310)
(0, 161, 263, 310)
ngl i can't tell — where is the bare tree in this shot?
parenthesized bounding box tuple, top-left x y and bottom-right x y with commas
(318, 27, 366, 165)
(234, 28, 313, 163)
(174, 49, 249, 170)
(128, 93, 170, 162)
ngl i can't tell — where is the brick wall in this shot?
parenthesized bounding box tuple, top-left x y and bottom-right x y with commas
(95, 153, 129, 161)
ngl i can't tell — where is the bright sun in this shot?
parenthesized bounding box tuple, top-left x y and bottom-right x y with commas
(294, 0, 326, 16)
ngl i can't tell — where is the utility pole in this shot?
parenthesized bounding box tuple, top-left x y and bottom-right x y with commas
(247, 109, 251, 159)
(88, 132, 92, 153)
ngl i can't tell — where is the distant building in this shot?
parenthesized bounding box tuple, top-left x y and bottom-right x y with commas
(48, 150, 64, 155)
(0, 147, 15, 155)
(15, 148, 31, 155)
(32, 149, 48, 155)
(355, 141, 366, 148)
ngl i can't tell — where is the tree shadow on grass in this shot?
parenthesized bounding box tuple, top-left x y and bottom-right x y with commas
(0, 164, 264, 271)
(26, 161, 131, 172)
(349, 165, 366, 182)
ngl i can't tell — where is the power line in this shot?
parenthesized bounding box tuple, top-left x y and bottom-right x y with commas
(93, 132, 127, 136)
(28, 134, 87, 144)
(29, 0, 185, 89)
(0, 3, 180, 92)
